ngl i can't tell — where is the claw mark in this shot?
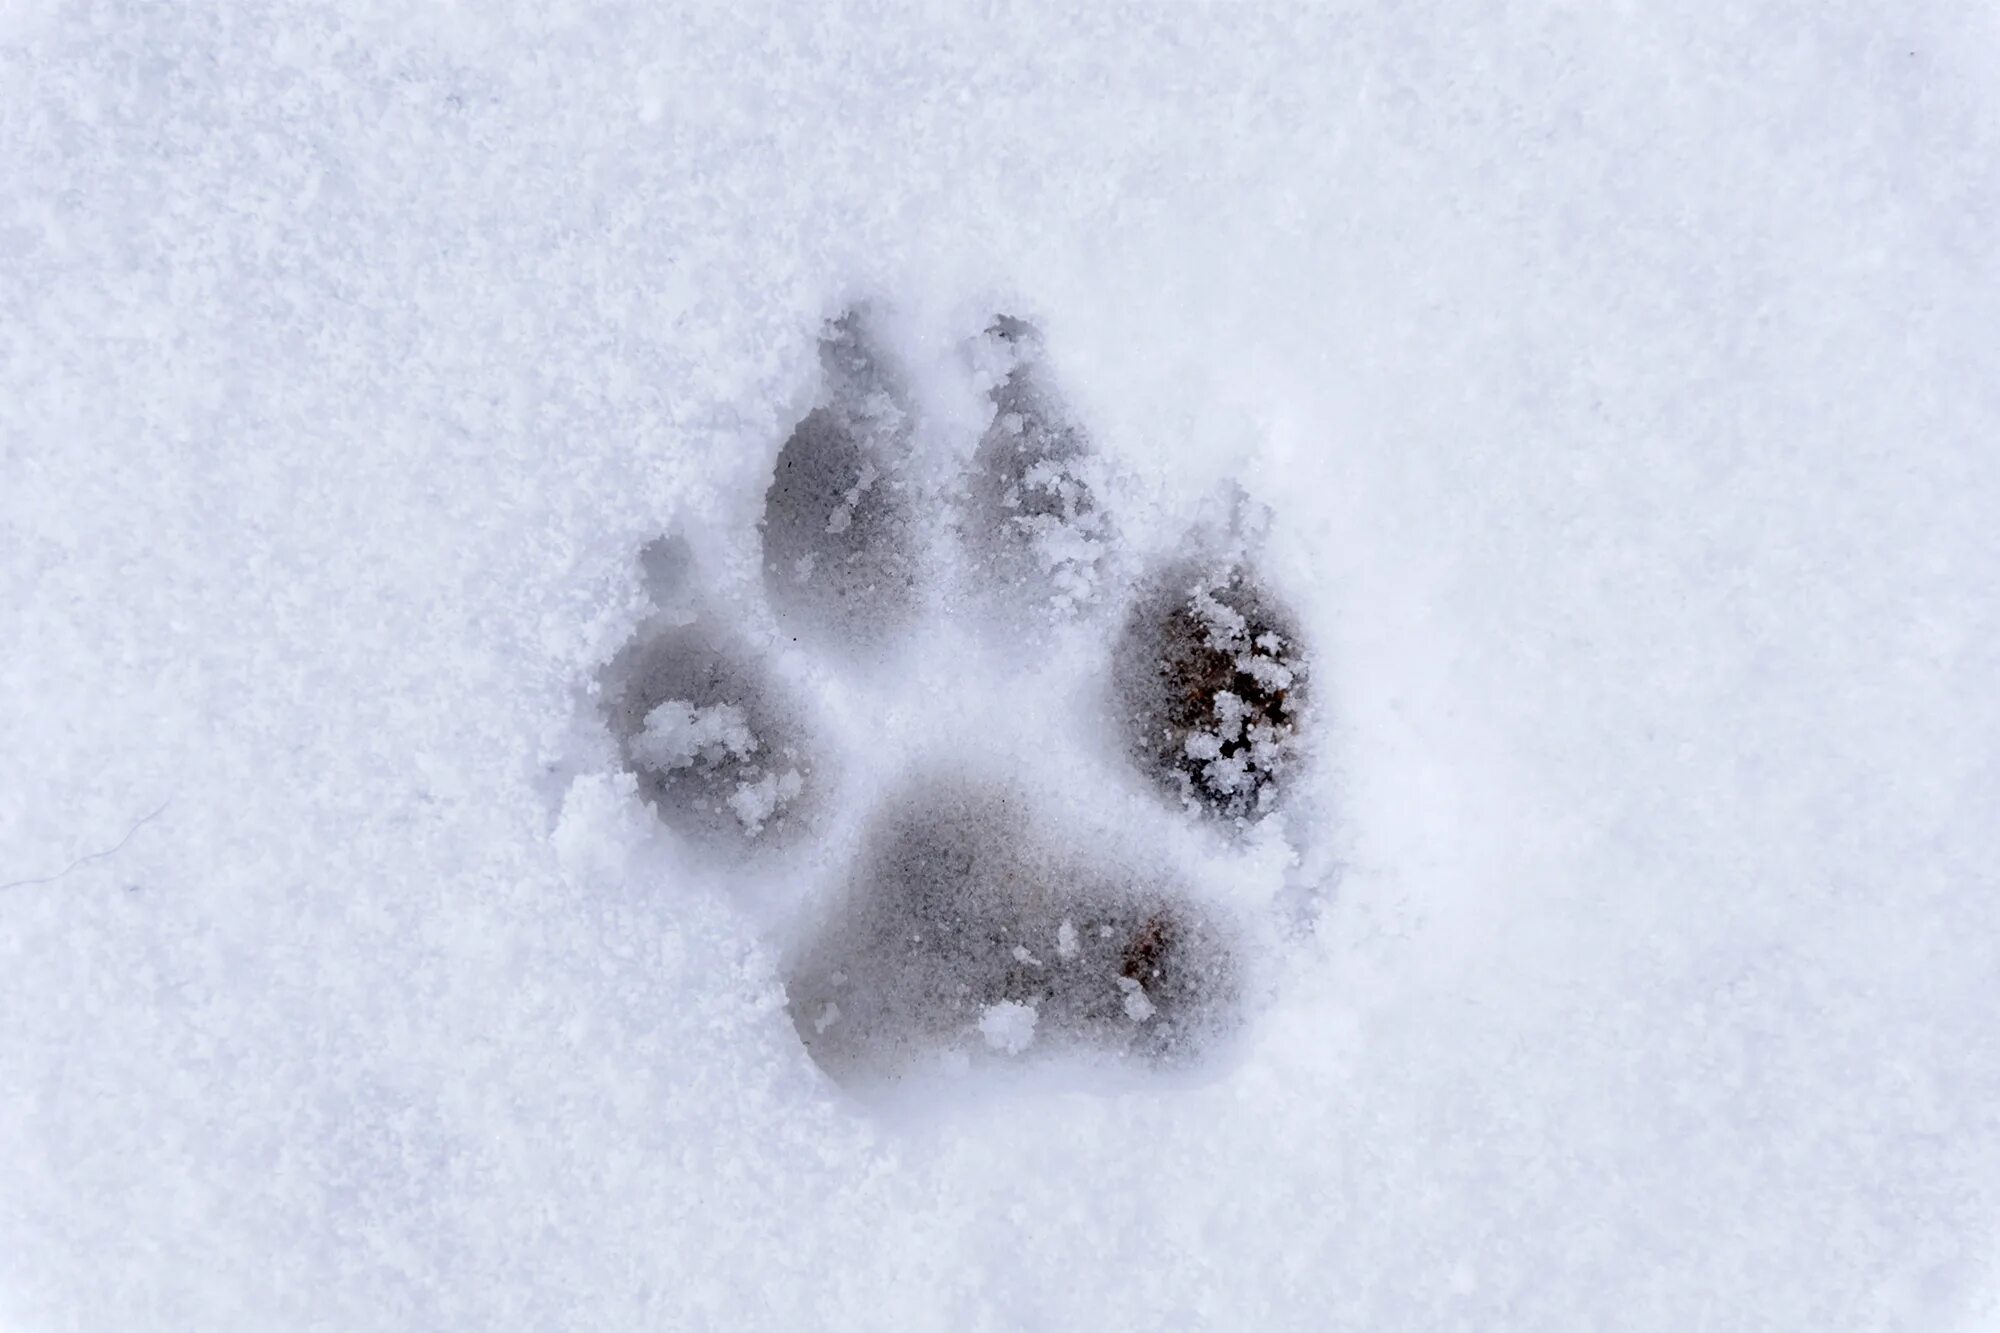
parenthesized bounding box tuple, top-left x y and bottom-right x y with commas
(0, 801, 170, 893)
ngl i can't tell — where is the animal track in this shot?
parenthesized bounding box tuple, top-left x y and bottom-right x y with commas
(760, 312, 922, 651)
(601, 612, 819, 845)
(593, 307, 1315, 1096)
(962, 316, 1113, 620)
(787, 780, 1240, 1082)
(1115, 558, 1310, 822)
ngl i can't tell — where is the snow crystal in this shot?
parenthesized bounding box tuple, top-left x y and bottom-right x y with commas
(977, 1001, 1038, 1055)
(726, 768, 803, 838)
(1190, 585, 1249, 647)
(1184, 731, 1225, 763)
(1115, 563, 1310, 822)
(1199, 752, 1250, 796)
(1239, 653, 1294, 693)
(630, 699, 757, 773)
(1056, 920, 1079, 959)
(1117, 977, 1157, 1023)
(824, 461, 877, 536)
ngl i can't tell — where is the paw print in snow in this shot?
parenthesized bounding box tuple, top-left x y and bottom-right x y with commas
(1116, 559, 1309, 823)
(594, 307, 1316, 1094)
(601, 601, 819, 845)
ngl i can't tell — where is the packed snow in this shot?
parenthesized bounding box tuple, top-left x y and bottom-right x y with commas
(4, 2, 2000, 1330)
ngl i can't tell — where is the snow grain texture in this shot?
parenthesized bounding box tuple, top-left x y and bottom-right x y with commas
(3, 1, 1999, 1331)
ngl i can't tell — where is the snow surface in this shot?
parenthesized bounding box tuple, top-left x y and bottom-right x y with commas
(5, 2, 2000, 1330)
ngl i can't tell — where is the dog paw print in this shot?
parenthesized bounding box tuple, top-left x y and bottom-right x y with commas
(593, 307, 1316, 1095)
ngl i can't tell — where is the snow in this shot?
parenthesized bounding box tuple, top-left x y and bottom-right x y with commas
(977, 1001, 1039, 1055)
(628, 699, 799, 836)
(632, 699, 757, 773)
(4, 2, 2000, 1331)
(1116, 977, 1158, 1025)
(823, 461, 876, 537)
(725, 767, 803, 839)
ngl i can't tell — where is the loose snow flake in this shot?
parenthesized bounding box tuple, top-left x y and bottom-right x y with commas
(978, 1001, 1039, 1055)
(633, 700, 758, 772)
(1184, 731, 1226, 762)
(728, 767, 804, 837)
(1056, 920, 1079, 960)
(1190, 585, 1249, 647)
(1118, 563, 1310, 821)
(1117, 976, 1157, 1023)
(825, 461, 878, 535)
(1239, 653, 1294, 693)
(627, 697, 803, 836)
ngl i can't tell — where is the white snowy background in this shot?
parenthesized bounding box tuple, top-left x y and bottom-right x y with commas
(5, 1, 1999, 1328)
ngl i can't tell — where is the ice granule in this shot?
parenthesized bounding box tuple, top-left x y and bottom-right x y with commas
(1211, 691, 1248, 741)
(1239, 653, 1294, 693)
(978, 1001, 1038, 1055)
(633, 700, 757, 772)
(1116, 976, 1156, 1023)
(825, 461, 878, 535)
(1185, 731, 1225, 762)
(1201, 753, 1250, 795)
(1189, 586, 1249, 648)
(728, 768, 804, 837)
(1056, 920, 1079, 959)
